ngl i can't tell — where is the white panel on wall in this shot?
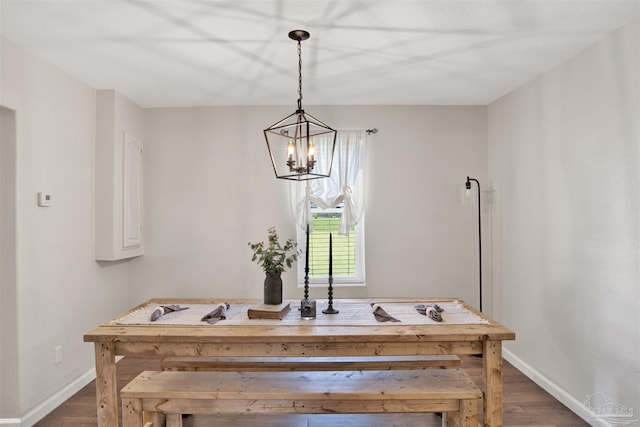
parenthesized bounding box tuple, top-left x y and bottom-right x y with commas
(95, 90, 144, 261)
(123, 132, 142, 249)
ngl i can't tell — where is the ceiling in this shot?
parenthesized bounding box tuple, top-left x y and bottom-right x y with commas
(1, 1, 638, 108)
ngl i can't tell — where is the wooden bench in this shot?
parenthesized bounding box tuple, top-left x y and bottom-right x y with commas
(121, 369, 482, 427)
(160, 355, 461, 372)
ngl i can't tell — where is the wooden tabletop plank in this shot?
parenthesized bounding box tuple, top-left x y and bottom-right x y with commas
(84, 298, 515, 343)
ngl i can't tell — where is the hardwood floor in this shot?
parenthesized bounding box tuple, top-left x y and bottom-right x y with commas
(34, 356, 588, 426)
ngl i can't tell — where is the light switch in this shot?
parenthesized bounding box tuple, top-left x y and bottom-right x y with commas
(37, 192, 53, 207)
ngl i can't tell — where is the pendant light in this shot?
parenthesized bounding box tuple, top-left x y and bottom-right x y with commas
(263, 30, 337, 181)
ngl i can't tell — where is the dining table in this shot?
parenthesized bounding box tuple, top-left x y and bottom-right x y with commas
(84, 297, 515, 427)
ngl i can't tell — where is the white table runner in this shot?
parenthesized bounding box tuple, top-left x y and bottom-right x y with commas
(112, 300, 488, 326)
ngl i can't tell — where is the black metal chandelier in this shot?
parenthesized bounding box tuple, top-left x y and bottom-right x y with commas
(263, 30, 337, 181)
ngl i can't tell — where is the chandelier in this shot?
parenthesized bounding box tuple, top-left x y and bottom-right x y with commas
(263, 30, 337, 181)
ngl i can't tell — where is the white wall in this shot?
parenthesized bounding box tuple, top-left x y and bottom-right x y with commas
(0, 37, 131, 424)
(488, 19, 639, 421)
(0, 106, 19, 420)
(128, 106, 488, 307)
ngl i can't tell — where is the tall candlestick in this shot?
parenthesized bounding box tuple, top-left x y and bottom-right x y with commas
(305, 224, 310, 270)
(304, 224, 310, 300)
(328, 233, 332, 276)
(323, 232, 338, 314)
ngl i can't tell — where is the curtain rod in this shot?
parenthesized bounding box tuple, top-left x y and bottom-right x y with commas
(281, 128, 378, 135)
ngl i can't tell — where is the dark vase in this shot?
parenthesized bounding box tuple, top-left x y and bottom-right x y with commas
(264, 272, 283, 305)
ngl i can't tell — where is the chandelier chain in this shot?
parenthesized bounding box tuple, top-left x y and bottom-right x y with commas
(297, 40, 303, 111)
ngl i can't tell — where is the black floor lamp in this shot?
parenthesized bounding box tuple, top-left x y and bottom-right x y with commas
(465, 176, 482, 312)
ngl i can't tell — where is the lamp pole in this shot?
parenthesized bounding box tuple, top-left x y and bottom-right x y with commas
(466, 176, 482, 312)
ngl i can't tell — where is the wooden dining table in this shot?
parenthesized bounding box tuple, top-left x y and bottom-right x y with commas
(84, 298, 515, 427)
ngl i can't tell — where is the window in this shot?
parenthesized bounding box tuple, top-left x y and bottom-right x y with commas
(297, 204, 365, 285)
(291, 130, 367, 286)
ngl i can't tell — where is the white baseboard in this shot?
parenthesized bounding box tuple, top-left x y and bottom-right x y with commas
(503, 348, 593, 423)
(2, 356, 125, 426)
(19, 367, 97, 427)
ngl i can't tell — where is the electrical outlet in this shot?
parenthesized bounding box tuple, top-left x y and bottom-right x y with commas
(55, 345, 62, 365)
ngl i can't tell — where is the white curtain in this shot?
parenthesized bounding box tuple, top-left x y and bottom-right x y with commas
(290, 130, 366, 236)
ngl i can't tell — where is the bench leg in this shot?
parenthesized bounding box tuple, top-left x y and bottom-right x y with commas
(459, 398, 479, 427)
(122, 398, 143, 427)
(143, 410, 164, 427)
(443, 398, 478, 427)
(166, 413, 183, 427)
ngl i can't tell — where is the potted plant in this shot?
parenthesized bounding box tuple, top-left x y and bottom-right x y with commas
(248, 226, 299, 304)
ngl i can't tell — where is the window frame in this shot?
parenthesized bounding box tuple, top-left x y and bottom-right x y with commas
(297, 206, 366, 287)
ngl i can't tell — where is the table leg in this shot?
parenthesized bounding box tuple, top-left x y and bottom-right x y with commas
(94, 342, 119, 427)
(483, 340, 503, 427)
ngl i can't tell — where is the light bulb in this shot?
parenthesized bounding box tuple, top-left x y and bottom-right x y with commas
(287, 141, 294, 161)
(308, 142, 315, 162)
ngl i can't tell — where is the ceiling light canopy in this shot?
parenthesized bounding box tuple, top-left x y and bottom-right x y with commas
(263, 30, 336, 181)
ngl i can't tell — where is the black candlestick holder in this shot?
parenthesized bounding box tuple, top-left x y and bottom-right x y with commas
(300, 256, 316, 319)
(322, 276, 339, 314)
(303, 264, 309, 301)
(300, 298, 316, 319)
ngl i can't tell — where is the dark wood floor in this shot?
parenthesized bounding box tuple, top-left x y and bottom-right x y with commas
(35, 355, 588, 426)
